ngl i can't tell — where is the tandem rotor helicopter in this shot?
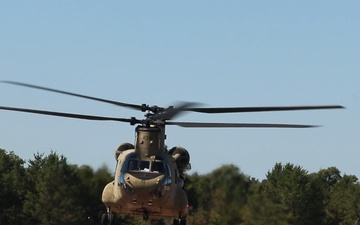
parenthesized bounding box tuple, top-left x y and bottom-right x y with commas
(0, 81, 344, 225)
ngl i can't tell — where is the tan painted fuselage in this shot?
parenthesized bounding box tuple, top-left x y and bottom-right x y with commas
(102, 148, 189, 219)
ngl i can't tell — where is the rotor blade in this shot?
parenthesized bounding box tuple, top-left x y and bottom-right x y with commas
(185, 105, 344, 114)
(0, 106, 140, 124)
(1, 81, 144, 111)
(153, 102, 200, 120)
(166, 121, 318, 128)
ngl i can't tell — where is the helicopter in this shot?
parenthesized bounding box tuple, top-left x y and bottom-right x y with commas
(0, 81, 344, 225)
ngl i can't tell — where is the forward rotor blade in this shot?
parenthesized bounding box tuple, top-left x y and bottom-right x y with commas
(166, 121, 318, 128)
(153, 102, 200, 120)
(0, 106, 139, 123)
(1, 81, 144, 111)
(185, 105, 344, 114)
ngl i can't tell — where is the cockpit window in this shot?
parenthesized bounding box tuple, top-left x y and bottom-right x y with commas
(126, 159, 149, 171)
(151, 161, 164, 173)
(140, 161, 150, 171)
(128, 159, 139, 171)
(122, 153, 167, 174)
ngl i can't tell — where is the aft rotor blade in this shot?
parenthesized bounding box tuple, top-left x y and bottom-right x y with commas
(0, 106, 139, 123)
(1, 81, 144, 111)
(166, 121, 318, 128)
(185, 105, 344, 114)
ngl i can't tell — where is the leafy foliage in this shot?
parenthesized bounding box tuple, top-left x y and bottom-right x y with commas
(241, 182, 289, 225)
(262, 163, 321, 225)
(1, 149, 360, 225)
(0, 149, 26, 225)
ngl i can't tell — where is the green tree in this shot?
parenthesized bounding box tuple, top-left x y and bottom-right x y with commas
(74, 164, 113, 223)
(208, 164, 251, 225)
(187, 209, 212, 225)
(184, 172, 211, 212)
(22, 152, 87, 225)
(263, 163, 322, 225)
(325, 174, 360, 225)
(309, 167, 342, 224)
(184, 165, 251, 225)
(6, 147, 360, 225)
(241, 182, 290, 225)
(0, 149, 26, 225)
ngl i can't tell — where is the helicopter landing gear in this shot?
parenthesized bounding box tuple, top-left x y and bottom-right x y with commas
(143, 210, 149, 221)
(100, 212, 115, 225)
(173, 218, 186, 225)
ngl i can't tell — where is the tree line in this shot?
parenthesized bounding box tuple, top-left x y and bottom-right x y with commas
(1, 148, 359, 225)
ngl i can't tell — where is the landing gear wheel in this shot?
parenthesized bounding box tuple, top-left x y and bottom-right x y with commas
(143, 212, 149, 221)
(173, 218, 186, 225)
(100, 213, 116, 225)
(100, 213, 108, 225)
(108, 213, 115, 225)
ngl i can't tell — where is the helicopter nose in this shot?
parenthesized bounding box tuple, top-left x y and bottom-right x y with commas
(123, 172, 167, 194)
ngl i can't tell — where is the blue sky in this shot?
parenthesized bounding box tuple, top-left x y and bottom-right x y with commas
(0, 1, 359, 180)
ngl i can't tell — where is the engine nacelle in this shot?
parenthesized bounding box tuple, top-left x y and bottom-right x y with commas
(115, 143, 134, 160)
(169, 146, 190, 173)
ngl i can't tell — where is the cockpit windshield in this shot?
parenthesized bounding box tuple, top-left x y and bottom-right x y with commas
(127, 159, 150, 171)
(123, 153, 165, 173)
(151, 161, 165, 173)
(141, 161, 150, 171)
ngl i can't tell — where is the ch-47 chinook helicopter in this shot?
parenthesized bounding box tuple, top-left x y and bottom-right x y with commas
(0, 81, 344, 225)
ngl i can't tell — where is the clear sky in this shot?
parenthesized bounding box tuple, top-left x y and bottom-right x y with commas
(0, 1, 359, 180)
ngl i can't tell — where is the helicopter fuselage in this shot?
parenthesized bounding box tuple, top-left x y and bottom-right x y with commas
(102, 147, 189, 219)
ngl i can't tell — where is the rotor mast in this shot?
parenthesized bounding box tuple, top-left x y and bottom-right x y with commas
(135, 108, 167, 158)
(135, 125, 166, 158)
